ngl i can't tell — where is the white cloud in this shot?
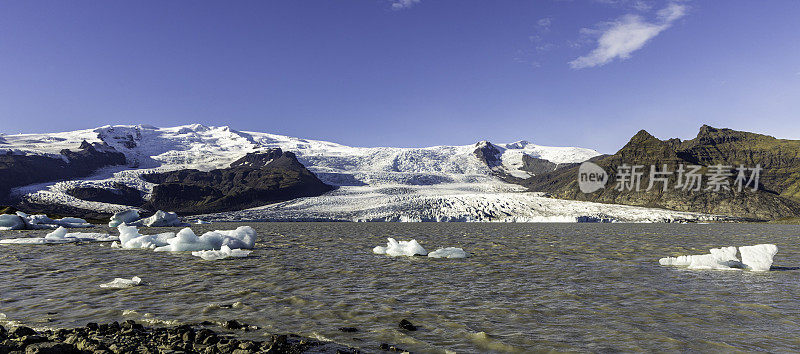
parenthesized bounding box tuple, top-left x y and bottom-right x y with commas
(391, 0, 420, 10)
(537, 17, 552, 31)
(569, 2, 687, 69)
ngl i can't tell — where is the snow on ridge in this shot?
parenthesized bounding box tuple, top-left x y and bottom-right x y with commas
(5, 124, 615, 219)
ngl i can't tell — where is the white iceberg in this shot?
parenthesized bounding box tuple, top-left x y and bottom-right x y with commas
(659, 244, 777, 271)
(195, 220, 211, 224)
(153, 226, 257, 252)
(192, 245, 252, 260)
(108, 209, 141, 227)
(100, 276, 143, 289)
(138, 210, 187, 227)
(0, 226, 116, 244)
(116, 224, 175, 249)
(739, 244, 778, 271)
(114, 224, 257, 253)
(427, 247, 468, 259)
(0, 214, 25, 231)
(2, 212, 93, 230)
(372, 238, 427, 257)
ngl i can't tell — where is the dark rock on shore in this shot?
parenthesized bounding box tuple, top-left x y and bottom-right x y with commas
(142, 148, 335, 215)
(0, 321, 358, 354)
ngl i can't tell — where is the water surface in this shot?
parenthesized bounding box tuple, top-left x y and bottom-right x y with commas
(2, 223, 800, 353)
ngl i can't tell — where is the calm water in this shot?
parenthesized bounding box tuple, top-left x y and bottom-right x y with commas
(2, 223, 800, 353)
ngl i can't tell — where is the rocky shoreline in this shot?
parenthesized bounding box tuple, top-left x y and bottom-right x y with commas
(0, 320, 359, 354)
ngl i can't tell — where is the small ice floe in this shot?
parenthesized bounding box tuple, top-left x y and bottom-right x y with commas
(138, 210, 188, 227)
(108, 209, 140, 227)
(100, 276, 143, 289)
(195, 220, 211, 225)
(107, 209, 188, 228)
(192, 245, 252, 260)
(0, 227, 116, 245)
(372, 238, 427, 257)
(0, 214, 26, 231)
(117, 224, 175, 249)
(659, 244, 778, 271)
(0, 212, 92, 230)
(427, 247, 468, 259)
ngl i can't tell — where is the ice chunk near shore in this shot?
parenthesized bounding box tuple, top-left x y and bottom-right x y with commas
(192, 245, 252, 260)
(139, 210, 188, 227)
(100, 276, 142, 289)
(373, 238, 427, 257)
(109, 209, 140, 227)
(195, 220, 211, 225)
(0, 214, 25, 230)
(428, 247, 468, 259)
(739, 244, 778, 271)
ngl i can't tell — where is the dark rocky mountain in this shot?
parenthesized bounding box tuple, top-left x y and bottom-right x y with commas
(66, 183, 146, 206)
(141, 148, 334, 215)
(0, 141, 126, 204)
(523, 126, 800, 220)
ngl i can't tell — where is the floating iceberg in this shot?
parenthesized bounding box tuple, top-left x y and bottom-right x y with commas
(0, 214, 25, 230)
(108, 209, 141, 227)
(116, 224, 175, 249)
(114, 225, 257, 254)
(427, 247, 468, 259)
(153, 226, 257, 252)
(100, 276, 143, 289)
(739, 244, 778, 271)
(372, 238, 427, 257)
(0, 212, 93, 230)
(0, 226, 116, 245)
(195, 220, 211, 224)
(192, 245, 253, 260)
(138, 210, 187, 227)
(659, 244, 777, 271)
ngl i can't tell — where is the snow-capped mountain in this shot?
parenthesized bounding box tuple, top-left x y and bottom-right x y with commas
(1, 124, 722, 222)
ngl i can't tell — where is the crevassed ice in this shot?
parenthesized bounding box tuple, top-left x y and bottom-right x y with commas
(372, 238, 427, 257)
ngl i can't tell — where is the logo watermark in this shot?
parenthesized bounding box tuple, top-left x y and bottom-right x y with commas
(578, 163, 761, 193)
(578, 162, 608, 193)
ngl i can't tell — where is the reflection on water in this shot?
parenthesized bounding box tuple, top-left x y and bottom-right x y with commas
(2, 223, 800, 353)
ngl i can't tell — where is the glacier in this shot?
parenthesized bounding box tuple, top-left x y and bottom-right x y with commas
(3, 124, 726, 222)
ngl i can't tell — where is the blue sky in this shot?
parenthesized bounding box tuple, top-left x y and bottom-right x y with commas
(0, 1, 798, 153)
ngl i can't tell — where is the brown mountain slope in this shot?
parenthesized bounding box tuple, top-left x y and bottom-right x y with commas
(522, 126, 800, 220)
